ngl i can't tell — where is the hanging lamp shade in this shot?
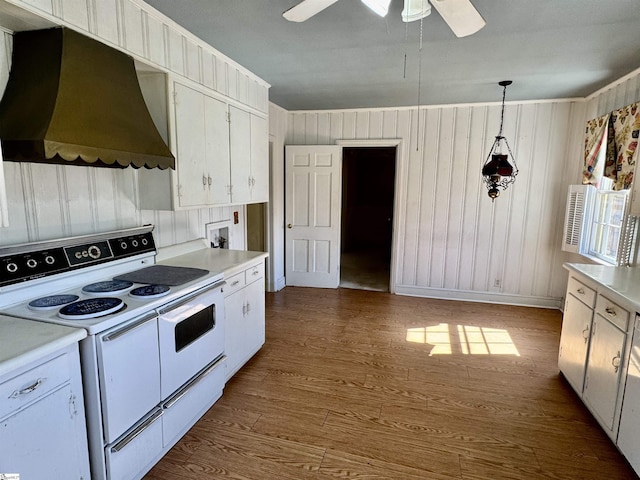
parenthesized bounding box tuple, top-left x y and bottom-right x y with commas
(482, 81, 518, 201)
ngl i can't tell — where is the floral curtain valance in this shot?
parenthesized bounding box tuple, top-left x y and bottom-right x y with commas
(583, 102, 640, 190)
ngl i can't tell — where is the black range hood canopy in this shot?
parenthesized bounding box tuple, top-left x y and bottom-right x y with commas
(0, 27, 175, 169)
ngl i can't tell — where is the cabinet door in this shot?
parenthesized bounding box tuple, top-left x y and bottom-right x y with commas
(229, 105, 252, 203)
(224, 287, 246, 380)
(250, 114, 269, 203)
(175, 83, 208, 207)
(558, 294, 593, 393)
(618, 318, 640, 472)
(583, 314, 626, 431)
(204, 95, 232, 204)
(245, 276, 266, 349)
(0, 384, 90, 479)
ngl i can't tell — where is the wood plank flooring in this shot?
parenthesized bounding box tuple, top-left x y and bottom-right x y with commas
(145, 287, 638, 480)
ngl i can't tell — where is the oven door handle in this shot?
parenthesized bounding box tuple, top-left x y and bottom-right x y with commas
(109, 407, 163, 453)
(163, 355, 226, 409)
(158, 280, 225, 315)
(102, 312, 157, 342)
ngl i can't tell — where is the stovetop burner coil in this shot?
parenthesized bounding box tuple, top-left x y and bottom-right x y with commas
(58, 297, 125, 320)
(129, 284, 171, 298)
(82, 280, 134, 296)
(28, 294, 80, 310)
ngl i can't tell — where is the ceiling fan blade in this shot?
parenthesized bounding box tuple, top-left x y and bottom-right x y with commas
(283, 0, 341, 22)
(429, 0, 485, 37)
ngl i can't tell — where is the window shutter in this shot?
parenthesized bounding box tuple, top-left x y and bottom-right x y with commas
(617, 210, 637, 266)
(562, 185, 595, 253)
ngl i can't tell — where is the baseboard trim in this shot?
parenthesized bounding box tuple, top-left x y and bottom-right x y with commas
(394, 285, 563, 310)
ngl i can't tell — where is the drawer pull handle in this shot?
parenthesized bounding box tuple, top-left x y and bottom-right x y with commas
(612, 351, 621, 373)
(605, 307, 617, 317)
(582, 326, 590, 343)
(231, 280, 240, 287)
(10, 378, 45, 399)
(576, 288, 585, 295)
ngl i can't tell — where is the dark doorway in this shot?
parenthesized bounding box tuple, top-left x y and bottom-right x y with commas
(340, 146, 396, 291)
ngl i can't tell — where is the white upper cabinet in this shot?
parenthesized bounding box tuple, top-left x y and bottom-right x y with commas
(229, 105, 269, 204)
(139, 79, 268, 210)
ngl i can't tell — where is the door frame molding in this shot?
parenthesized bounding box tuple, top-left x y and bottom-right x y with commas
(336, 139, 404, 294)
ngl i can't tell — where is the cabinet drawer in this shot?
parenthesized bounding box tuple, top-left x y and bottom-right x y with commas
(595, 295, 629, 331)
(0, 352, 71, 420)
(223, 272, 246, 297)
(567, 276, 596, 308)
(245, 262, 264, 284)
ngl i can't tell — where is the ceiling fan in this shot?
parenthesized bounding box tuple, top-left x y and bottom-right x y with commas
(283, 0, 485, 38)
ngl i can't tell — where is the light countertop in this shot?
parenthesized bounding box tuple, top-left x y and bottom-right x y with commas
(158, 248, 268, 277)
(0, 315, 86, 378)
(564, 263, 640, 311)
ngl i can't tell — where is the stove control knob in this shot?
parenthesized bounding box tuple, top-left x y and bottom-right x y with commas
(45, 255, 55, 265)
(132, 240, 139, 247)
(88, 245, 101, 260)
(141, 238, 148, 246)
(6, 262, 18, 273)
(26, 258, 37, 269)
(120, 241, 127, 250)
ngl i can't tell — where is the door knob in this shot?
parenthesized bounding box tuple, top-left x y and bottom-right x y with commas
(287, 224, 292, 229)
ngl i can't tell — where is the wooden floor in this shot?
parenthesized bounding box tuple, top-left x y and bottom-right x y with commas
(145, 287, 638, 480)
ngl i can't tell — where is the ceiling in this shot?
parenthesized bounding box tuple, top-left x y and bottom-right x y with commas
(144, 0, 640, 111)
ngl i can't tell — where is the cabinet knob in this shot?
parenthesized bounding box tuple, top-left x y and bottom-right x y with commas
(582, 326, 590, 343)
(287, 224, 292, 229)
(612, 351, 621, 373)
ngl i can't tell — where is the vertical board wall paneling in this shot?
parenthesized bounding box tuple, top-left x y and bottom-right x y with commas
(459, 105, 487, 292)
(287, 99, 582, 305)
(503, 103, 536, 296)
(393, 109, 412, 290)
(445, 106, 472, 290)
(403, 109, 425, 285)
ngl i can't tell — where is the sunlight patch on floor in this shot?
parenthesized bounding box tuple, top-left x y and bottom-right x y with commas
(406, 323, 520, 356)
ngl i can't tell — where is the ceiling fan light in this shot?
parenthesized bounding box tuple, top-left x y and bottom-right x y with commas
(361, 0, 391, 17)
(402, 0, 432, 22)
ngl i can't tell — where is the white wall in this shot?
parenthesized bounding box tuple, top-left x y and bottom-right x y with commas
(586, 68, 640, 120)
(273, 99, 587, 309)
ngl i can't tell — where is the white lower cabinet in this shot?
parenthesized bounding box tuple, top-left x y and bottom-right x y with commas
(583, 313, 626, 432)
(558, 290, 593, 393)
(223, 260, 266, 380)
(558, 271, 640, 464)
(0, 344, 90, 479)
(618, 315, 640, 473)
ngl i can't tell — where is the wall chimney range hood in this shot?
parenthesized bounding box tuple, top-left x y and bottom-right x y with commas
(0, 27, 175, 169)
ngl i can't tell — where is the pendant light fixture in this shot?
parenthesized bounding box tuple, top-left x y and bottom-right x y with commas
(482, 80, 518, 201)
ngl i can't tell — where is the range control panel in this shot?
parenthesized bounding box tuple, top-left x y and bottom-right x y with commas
(0, 230, 156, 288)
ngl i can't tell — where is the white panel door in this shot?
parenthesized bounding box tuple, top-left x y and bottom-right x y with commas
(285, 145, 341, 288)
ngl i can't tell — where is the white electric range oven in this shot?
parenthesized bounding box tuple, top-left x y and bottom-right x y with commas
(0, 225, 227, 480)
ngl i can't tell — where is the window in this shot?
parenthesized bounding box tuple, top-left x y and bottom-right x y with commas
(562, 178, 637, 266)
(588, 184, 629, 264)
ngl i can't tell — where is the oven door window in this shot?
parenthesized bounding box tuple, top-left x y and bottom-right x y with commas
(175, 304, 215, 352)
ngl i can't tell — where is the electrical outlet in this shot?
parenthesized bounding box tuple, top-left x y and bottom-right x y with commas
(494, 279, 501, 287)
